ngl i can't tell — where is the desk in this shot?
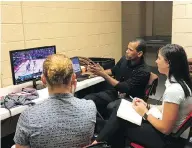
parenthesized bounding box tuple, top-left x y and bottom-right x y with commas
(0, 76, 104, 121)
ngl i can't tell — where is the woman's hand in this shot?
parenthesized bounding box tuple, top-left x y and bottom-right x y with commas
(132, 101, 148, 117)
(132, 98, 147, 107)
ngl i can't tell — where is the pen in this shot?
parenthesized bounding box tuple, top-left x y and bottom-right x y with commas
(130, 96, 139, 103)
(129, 95, 134, 100)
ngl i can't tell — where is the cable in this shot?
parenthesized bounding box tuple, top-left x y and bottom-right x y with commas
(97, 111, 104, 120)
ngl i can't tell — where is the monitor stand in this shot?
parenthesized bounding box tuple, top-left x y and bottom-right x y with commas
(32, 79, 46, 90)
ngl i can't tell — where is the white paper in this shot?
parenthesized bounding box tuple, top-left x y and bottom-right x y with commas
(117, 99, 142, 126)
(117, 99, 163, 126)
(147, 107, 162, 120)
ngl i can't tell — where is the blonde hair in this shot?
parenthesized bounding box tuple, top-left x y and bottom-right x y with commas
(43, 54, 73, 86)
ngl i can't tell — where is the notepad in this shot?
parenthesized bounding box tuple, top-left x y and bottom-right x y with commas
(117, 99, 162, 126)
(117, 99, 142, 126)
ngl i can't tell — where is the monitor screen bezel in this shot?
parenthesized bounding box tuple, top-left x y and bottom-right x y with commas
(9, 45, 56, 85)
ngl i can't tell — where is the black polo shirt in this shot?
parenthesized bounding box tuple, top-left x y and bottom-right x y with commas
(111, 56, 150, 98)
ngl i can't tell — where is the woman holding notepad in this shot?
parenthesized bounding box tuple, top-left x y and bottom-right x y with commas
(92, 44, 192, 148)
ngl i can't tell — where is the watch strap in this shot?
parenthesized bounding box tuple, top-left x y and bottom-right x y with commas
(143, 112, 148, 120)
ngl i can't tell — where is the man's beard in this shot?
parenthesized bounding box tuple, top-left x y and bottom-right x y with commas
(126, 55, 133, 60)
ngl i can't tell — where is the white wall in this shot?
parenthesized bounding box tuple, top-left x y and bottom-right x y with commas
(172, 1, 192, 58)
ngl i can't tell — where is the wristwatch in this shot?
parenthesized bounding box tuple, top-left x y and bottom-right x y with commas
(143, 112, 148, 120)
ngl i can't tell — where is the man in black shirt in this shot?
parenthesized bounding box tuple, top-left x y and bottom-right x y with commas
(85, 39, 150, 117)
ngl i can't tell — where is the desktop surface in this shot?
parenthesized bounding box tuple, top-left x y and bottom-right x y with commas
(0, 76, 105, 122)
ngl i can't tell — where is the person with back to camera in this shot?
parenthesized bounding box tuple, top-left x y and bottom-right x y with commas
(14, 54, 97, 148)
(91, 44, 192, 148)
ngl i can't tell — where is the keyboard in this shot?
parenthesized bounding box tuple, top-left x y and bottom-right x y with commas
(76, 74, 90, 82)
(77, 77, 88, 82)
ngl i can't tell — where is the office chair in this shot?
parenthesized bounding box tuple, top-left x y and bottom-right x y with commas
(143, 72, 158, 102)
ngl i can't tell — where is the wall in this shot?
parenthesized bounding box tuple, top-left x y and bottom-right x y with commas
(122, 1, 172, 54)
(153, 1, 172, 36)
(144, 1, 172, 67)
(172, 1, 192, 58)
(122, 1, 145, 53)
(145, 1, 153, 36)
(0, 1, 122, 87)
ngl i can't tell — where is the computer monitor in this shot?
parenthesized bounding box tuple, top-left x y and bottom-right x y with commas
(9, 46, 56, 86)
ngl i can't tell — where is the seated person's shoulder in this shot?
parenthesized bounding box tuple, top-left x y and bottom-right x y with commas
(136, 66, 151, 76)
(17, 107, 32, 123)
(166, 83, 184, 95)
(164, 84, 185, 103)
(19, 99, 51, 118)
(140, 63, 151, 73)
(75, 97, 96, 109)
(166, 82, 184, 93)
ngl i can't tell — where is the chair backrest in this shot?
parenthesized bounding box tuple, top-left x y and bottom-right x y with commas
(144, 72, 158, 102)
(172, 112, 192, 138)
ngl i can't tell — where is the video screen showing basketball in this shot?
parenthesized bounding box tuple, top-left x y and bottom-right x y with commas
(11, 46, 55, 84)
